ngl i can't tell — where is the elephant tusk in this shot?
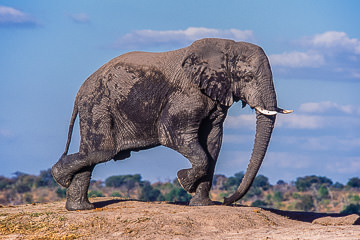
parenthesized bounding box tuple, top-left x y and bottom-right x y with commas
(276, 107, 294, 114)
(255, 107, 278, 115)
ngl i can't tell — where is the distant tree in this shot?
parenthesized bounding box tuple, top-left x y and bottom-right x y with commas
(212, 174, 227, 190)
(15, 183, 31, 194)
(139, 181, 164, 201)
(276, 180, 286, 185)
(332, 182, 344, 190)
(0, 176, 14, 191)
(295, 176, 333, 191)
(23, 193, 33, 204)
(295, 195, 314, 211)
(223, 172, 244, 191)
(105, 174, 141, 188)
(253, 175, 271, 190)
(13, 173, 37, 193)
(35, 169, 57, 188)
(347, 177, 360, 188)
(105, 174, 141, 197)
(244, 187, 262, 199)
(56, 187, 66, 198)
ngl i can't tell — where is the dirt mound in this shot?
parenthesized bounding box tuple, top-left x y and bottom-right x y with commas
(1, 197, 359, 239)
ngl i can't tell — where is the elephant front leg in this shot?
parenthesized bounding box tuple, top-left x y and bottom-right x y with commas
(65, 166, 95, 211)
(190, 116, 224, 206)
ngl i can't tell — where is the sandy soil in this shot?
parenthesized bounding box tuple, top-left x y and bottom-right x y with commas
(1, 197, 359, 239)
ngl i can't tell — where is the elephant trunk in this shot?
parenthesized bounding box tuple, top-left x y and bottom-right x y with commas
(223, 112, 275, 205)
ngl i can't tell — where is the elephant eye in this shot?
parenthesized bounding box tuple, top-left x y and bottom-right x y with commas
(243, 74, 254, 83)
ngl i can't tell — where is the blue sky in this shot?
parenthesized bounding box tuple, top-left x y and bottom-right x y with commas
(1, 0, 359, 185)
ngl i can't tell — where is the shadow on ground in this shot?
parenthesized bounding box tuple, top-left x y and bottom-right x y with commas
(266, 208, 360, 224)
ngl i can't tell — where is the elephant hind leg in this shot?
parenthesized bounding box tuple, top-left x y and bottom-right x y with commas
(52, 150, 115, 188)
(65, 166, 95, 211)
(163, 138, 209, 193)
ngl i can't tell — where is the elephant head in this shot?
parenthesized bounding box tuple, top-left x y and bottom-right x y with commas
(182, 38, 292, 205)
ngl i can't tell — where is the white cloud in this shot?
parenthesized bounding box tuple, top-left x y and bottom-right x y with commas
(68, 13, 90, 23)
(283, 136, 360, 152)
(270, 31, 360, 77)
(264, 152, 312, 169)
(112, 27, 254, 49)
(0, 5, 36, 26)
(276, 114, 324, 129)
(299, 101, 360, 115)
(329, 157, 360, 174)
(0, 128, 14, 138)
(224, 114, 256, 130)
(269, 51, 324, 68)
(307, 31, 360, 54)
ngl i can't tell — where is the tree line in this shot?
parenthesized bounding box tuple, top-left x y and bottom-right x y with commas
(0, 169, 359, 214)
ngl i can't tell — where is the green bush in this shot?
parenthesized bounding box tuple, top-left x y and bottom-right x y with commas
(273, 191, 283, 202)
(341, 204, 360, 214)
(251, 200, 268, 207)
(111, 191, 122, 197)
(318, 185, 330, 199)
(165, 188, 191, 202)
(292, 192, 301, 199)
(88, 190, 104, 198)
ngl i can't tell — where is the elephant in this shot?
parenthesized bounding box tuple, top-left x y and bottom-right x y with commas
(52, 38, 292, 211)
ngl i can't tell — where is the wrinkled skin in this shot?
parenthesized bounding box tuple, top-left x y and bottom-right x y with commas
(52, 38, 283, 210)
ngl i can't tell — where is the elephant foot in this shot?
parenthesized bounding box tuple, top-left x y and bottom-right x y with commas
(51, 161, 73, 188)
(189, 196, 215, 206)
(65, 166, 94, 211)
(177, 168, 207, 193)
(66, 198, 94, 211)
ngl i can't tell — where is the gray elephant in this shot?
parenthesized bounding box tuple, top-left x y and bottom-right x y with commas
(52, 38, 292, 211)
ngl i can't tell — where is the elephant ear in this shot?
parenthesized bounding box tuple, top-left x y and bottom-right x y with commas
(182, 45, 234, 106)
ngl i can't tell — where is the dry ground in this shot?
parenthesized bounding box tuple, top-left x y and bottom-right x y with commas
(1, 197, 359, 240)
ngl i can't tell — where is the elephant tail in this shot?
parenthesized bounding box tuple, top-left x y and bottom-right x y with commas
(62, 100, 78, 156)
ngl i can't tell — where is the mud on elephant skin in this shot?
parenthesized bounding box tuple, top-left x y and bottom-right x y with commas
(52, 38, 292, 211)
